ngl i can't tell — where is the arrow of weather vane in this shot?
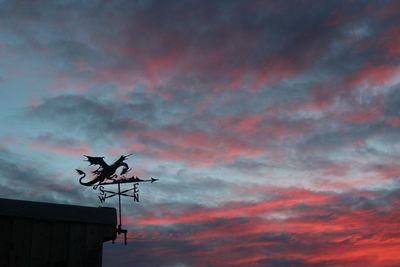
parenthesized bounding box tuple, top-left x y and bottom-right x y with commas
(76, 154, 158, 244)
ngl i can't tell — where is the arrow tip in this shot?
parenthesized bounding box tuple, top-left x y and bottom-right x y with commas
(151, 177, 158, 183)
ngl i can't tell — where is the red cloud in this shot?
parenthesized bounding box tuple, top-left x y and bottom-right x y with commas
(252, 58, 305, 91)
(384, 26, 400, 57)
(138, 128, 264, 166)
(221, 113, 265, 135)
(221, 112, 308, 141)
(345, 64, 400, 89)
(29, 138, 91, 156)
(343, 105, 383, 124)
(130, 188, 335, 226)
(112, 187, 400, 266)
(385, 117, 400, 127)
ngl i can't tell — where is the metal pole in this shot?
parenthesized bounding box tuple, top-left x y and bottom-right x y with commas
(118, 182, 122, 228)
(114, 182, 127, 244)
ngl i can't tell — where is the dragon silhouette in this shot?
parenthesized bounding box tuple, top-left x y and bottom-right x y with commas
(76, 154, 132, 188)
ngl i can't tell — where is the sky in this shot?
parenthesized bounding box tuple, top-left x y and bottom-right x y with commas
(0, 0, 399, 266)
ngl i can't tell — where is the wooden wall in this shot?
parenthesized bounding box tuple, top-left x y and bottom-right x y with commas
(0, 215, 116, 267)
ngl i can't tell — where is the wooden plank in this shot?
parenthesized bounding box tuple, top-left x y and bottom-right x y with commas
(9, 218, 33, 267)
(50, 222, 69, 267)
(0, 216, 13, 267)
(84, 224, 103, 267)
(67, 223, 86, 267)
(30, 220, 51, 267)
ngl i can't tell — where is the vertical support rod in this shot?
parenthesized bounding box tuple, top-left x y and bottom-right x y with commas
(116, 182, 128, 245)
(118, 182, 122, 228)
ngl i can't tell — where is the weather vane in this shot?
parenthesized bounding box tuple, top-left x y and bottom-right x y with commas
(76, 154, 158, 244)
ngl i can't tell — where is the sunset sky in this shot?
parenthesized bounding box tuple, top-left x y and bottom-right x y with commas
(0, 1, 400, 266)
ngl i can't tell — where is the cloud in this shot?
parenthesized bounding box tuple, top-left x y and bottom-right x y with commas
(29, 133, 91, 156)
(0, 0, 368, 94)
(2, 1, 400, 265)
(104, 186, 400, 267)
(0, 149, 86, 204)
(384, 85, 400, 117)
(27, 94, 147, 144)
(28, 94, 266, 166)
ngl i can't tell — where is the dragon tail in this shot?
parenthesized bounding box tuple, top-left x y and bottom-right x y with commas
(76, 169, 97, 186)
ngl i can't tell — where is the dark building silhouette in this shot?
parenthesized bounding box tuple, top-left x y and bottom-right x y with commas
(0, 198, 116, 267)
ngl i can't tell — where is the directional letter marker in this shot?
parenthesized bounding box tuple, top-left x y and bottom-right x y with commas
(76, 154, 158, 244)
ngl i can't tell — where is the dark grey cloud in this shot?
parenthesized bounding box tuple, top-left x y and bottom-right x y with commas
(34, 133, 85, 147)
(384, 85, 400, 117)
(29, 95, 119, 138)
(228, 157, 269, 172)
(298, 121, 383, 152)
(0, 0, 388, 93)
(0, 149, 87, 204)
(28, 94, 170, 143)
(28, 93, 199, 135)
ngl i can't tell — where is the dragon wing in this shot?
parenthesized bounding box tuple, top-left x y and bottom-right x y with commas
(84, 155, 109, 168)
(113, 153, 133, 165)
